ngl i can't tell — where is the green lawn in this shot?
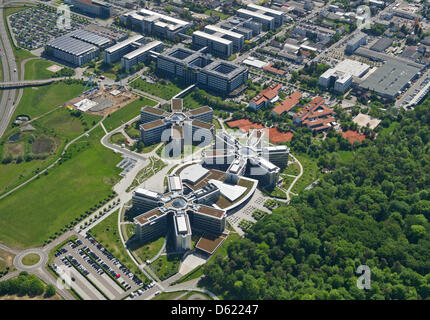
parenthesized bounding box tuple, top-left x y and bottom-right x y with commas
(109, 132, 128, 145)
(0, 126, 122, 249)
(379, 121, 399, 137)
(205, 9, 229, 19)
(0, 108, 100, 195)
(0, 248, 15, 276)
(130, 78, 184, 100)
(21, 253, 40, 266)
(103, 97, 157, 132)
(150, 254, 183, 281)
(283, 160, 300, 176)
(291, 154, 321, 194)
(183, 91, 205, 110)
(89, 209, 151, 284)
(124, 124, 140, 140)
(11, 83, 84, 121)
(24, 59, 56, 80)
(132, 236, 165, 263)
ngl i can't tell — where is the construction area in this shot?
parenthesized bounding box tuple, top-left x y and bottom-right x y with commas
(65, 83, 138, 116)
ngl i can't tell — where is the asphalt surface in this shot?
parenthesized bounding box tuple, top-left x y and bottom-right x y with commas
(0, 1, 19, 140)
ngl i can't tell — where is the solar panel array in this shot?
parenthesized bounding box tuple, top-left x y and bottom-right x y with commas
(70, 29, 111, 47)
(47, 35, 97, 56)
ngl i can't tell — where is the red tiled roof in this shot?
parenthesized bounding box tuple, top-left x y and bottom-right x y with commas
(268, 127, 293, 143)
(342, 130, 366, 144)
(226, 119, 264, 132)
(249, 83, 282, 105)
(263, 63, 286, 76)
(272, 91, 302, 115)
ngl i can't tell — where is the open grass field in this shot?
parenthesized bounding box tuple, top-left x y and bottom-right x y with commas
(11, 83, 84, 121)
(103, 97, 157, 132)
(150, 253, 183, 281)
(0, 108, 100, 195)
(24, 59, 56, 80)
(205, 9, 229, 19)
(130, 78, 184, 100)
(131, 236, 165, 263)
(21, 253, 40, 266)
(89, 209, 151, 284)
(291, 154, 321, 194)
(124, 123, 140, 140)
(182, 91, 204, 110)
(0, 126, 122, 249)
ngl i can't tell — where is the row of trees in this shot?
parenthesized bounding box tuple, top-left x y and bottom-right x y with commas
(201, 97, 430, 299)
(0, 272, 56, 298)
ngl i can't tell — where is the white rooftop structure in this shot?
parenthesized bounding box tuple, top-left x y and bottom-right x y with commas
(134, 188, 159, 200)
(243, 57, 268, 69)
(74, 99, 98, 112)
(175, 215, 188, 233)
(104, 35, 144, 54)
(209, 179, 247, 202)
(179, 164, 209, 184)
(122, 40, 163, 60)
(323, 59, 370, 78)
(204, 25, 244, 40)
(237, 8, 274, 22)
(193, 30, 233, 46)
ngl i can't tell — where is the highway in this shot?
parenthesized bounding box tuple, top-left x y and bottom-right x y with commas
(0, 0, 19, 140)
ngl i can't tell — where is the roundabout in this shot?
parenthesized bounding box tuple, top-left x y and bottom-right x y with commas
(13, 249, 47, 271)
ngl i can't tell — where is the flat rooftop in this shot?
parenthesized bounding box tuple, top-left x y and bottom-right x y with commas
(359, 60, 421, 97)
(122, 40, 163, 60)
(47, 36, 98, 56)
(134, 208, 165, 225)
(141, 105, 166, 116)
(193, 30, 233, 46)
(141, 119, 166, 130)
(195, 233, 227, 254)
(237, 8, 275, 22)
(204, 25, 244, 40)
(187, 106, 211, 116)
(70, 29, 111, 47)
(197, 205, 225, 219)
(104, 35, 144, 54)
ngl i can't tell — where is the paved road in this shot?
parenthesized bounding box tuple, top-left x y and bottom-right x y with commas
(0, 0, 19, 140)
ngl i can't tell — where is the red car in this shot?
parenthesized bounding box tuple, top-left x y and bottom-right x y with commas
(116, 274, 120, 278)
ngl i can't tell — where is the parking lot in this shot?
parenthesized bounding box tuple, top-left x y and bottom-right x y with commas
(51, 233, 153, 300)
(9, 5, 90, 50)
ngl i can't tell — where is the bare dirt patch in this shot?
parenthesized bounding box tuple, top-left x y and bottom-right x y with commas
(32, 136, 55, 154)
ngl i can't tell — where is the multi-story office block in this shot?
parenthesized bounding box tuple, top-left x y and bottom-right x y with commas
(71, 0, 113, 18)
(203, 25, 245, 52)
(197, 61, 248, 95)
(121, 8, 191, 40)
(237, 8, 275, 30)
(45, 35, 99, 66)
(121, 40, 164, 72)
(192, 31, 233, 58)
(103, 35, 144, 64)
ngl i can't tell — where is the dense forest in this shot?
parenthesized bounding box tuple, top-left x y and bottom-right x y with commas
(201, 98, 430, 299)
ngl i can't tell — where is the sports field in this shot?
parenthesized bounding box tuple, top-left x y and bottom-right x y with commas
(0, 126, 122, 249)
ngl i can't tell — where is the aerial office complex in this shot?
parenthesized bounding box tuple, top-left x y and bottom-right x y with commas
(71, 0, 113, 18)
(157, 46, 248, 95)
(191, 25, 244, 57)
(45, 34, 101, 66)
(345, 33, 367, 54)
(133, 172, 227, 253)
(237, 3, 285, 30)
(121, 8, 191, 40)
(121, 40, 163, 72)
(103, 35, 145, 64)
(319, 59, 370, 93)
(140, 98, 214, 151)
(203, 130, 289, 188)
